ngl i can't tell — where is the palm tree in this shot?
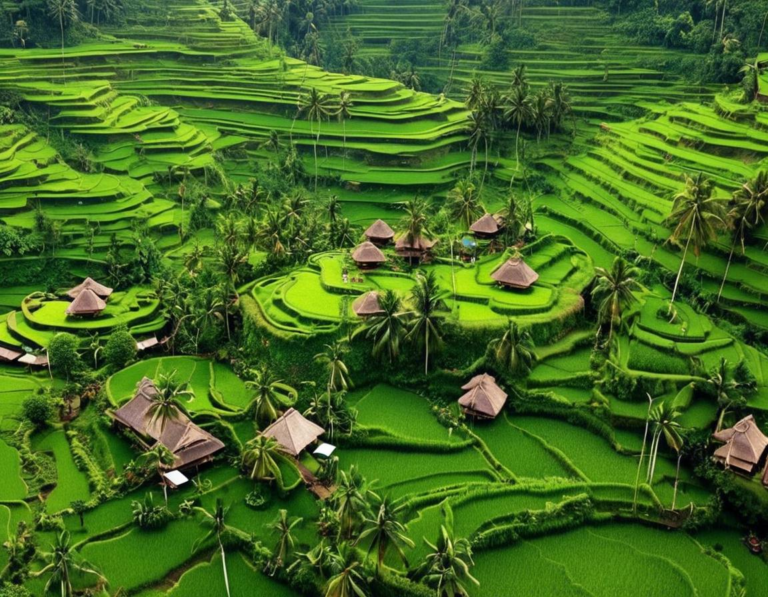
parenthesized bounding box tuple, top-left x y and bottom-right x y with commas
(709, 358, 754, 432)
(646, 402, 681, 488)
(668, 430, 685, 510)
(465, 76, 486, 111)
(34, 531, 103, 597)
(414, 525, 479, 597)
(549, 81, 573, 132)
(332, 465, 373, 539)
(357, 494, 414, 574)
(214, 242, 247, 339)
(353, 289, 408, 364)
(717, 172, 767, 301)
(336, 91, 353, 170)
(489, 319, 536, 376)
(138, 444, 175, 505)
(632, 393, 656, 513)
(268, 509, 303, 570)
(591, 257, 642, 347)
(503, 85, 533, 170)
(298, 87, 335, 192)
(324, 546, 368, 597)
(447, 178, 483, 230)
(407, 271, 446, 376)
(245, 366, 296, 426)
(399, 197, 432, 247)
(148, 370, 192, 434)
(193, 499, 233, 597)
(314, 341, 352, 395)
(47, 0, 78, 58)
(241, 434, 291, 487)
(666, 173, 727, 310)
(531, 89, 553, 141)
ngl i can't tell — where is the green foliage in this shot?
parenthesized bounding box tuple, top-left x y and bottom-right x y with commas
(48, 333, 83, 379)
(21, 394, 54, 428)
(102, 325, 137, 370)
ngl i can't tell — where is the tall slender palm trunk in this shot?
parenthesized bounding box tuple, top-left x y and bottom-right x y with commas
(717, 221, 744, 302)
(669, 230, 692, 313)
(633, 394, 654, 512)
(671, 451, 682, 510)
(219, 538, 231, 597)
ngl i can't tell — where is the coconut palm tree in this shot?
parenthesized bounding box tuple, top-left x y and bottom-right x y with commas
(241, 434, 292, 487)
(717, 171, 768, 301)
(268, 509, 303, 570)
(633, 393, 657, 513)
(646, 402, 681, 487)
(666, 173, 727, 310)
(357, 494, 414, 574)
(591, 257, 642, 347)
(193, 499, 233, 597)
(34, 531, 103, 597)
(407, 271, 447, 376)
(148, 370, 192, 435)
(448, 178, 483, 230)
(245, 366, 296, 426)
(399, 197, 432, 246)
(414, 525, 479, 597)
(336, 91, 353, 170)
(503, 85, 533, 170)
(47, 0, 78, 58)
(324, 545, 368, 597)
(549, 81, 573, 132)
(297, 87, 335, 192)
(531, 89, 553, 141)
(214, 242, 247, 338)
(314, 341, 352, 395)
(353, 290, 408, 364)
(489, 319, 536, 376)
(465, 76, 487, 111)
(708, 358, 754, 432)
(332, 465, 373, 539)
(138, 444, 175, 505)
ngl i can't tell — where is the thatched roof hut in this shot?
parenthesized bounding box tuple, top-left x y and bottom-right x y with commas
(352, 242, 387, 268)
(262, 408, 325, 457)
(470, 214, 502, 238)
(66, 288, 107, 316)
(67, 277, 113, 300)
(491, 257, 539, 289)
(18, 353, 48, 367)
(458, 373, 508, 419)
(111, 377, 225, 469)
(365, 219, 395, 245)
(713, 415, 768, 474)
(353, 291, 384, 317)
(395, 234, 437, 262)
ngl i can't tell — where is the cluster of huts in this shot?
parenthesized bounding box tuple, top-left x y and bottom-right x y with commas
(712, 415, 768, 488)
(349, 216, 538, 318)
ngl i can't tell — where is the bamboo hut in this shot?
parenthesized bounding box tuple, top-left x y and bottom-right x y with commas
(364, 219, 395, 245)
(458, 373, 508, 419)
(262, 408, 325, 457)
(712, 415, 768, 475)
(491, 257, 539, 289)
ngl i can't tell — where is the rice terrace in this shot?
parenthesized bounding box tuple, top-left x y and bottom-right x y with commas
(1, 0, 768, 595)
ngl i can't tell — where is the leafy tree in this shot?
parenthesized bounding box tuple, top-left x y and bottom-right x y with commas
(407, 271, 446, 376)
(70, 500, 87, 528)
(21, 394, 54, 428)
(666, 173, 727, 309)
(245, 366, 296, 426)
(33, 531, 103, 597)
(102, 325, 136, 370)
(193, 499, 234, 597)
(48, 333, 82, 380)
(357, 494, 414, 574)
(353, 290, 408, 364)
(489, 319, 536, 376)
(591, 257, 642, 347)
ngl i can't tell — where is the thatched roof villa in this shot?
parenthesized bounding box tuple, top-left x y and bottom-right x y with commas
(353, 291, 384, 317)
(66, 288, 107, 316)
(67, 277, 113, 299)
(491, 257, 539, 290)
(458, 373, 508, 419)
(470, 214, 502, 238)
(262, 408, 325, 457)
(365, 219, 395, 245)
(712, 415, 768, 475)
(352, 241, 387, 269)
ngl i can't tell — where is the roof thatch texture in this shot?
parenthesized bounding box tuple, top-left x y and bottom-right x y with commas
(470, 214, 501, 235)
(0, 347, 21, 362)
(395, 234, 437, 253)
(713, 415, 768, 473)
(112, 377, 224, 469)
(262, 408, 325, 456)
(66, 288, 107, 315)
(365, 219, 395, 240)
(352, 291, 384, 317)
(18, 353, 48, 366)
(458, 373, 508, 418)
(352, 241, 387, 265)
(67, 277, 113, 299)
(491, 257, 539, 289)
